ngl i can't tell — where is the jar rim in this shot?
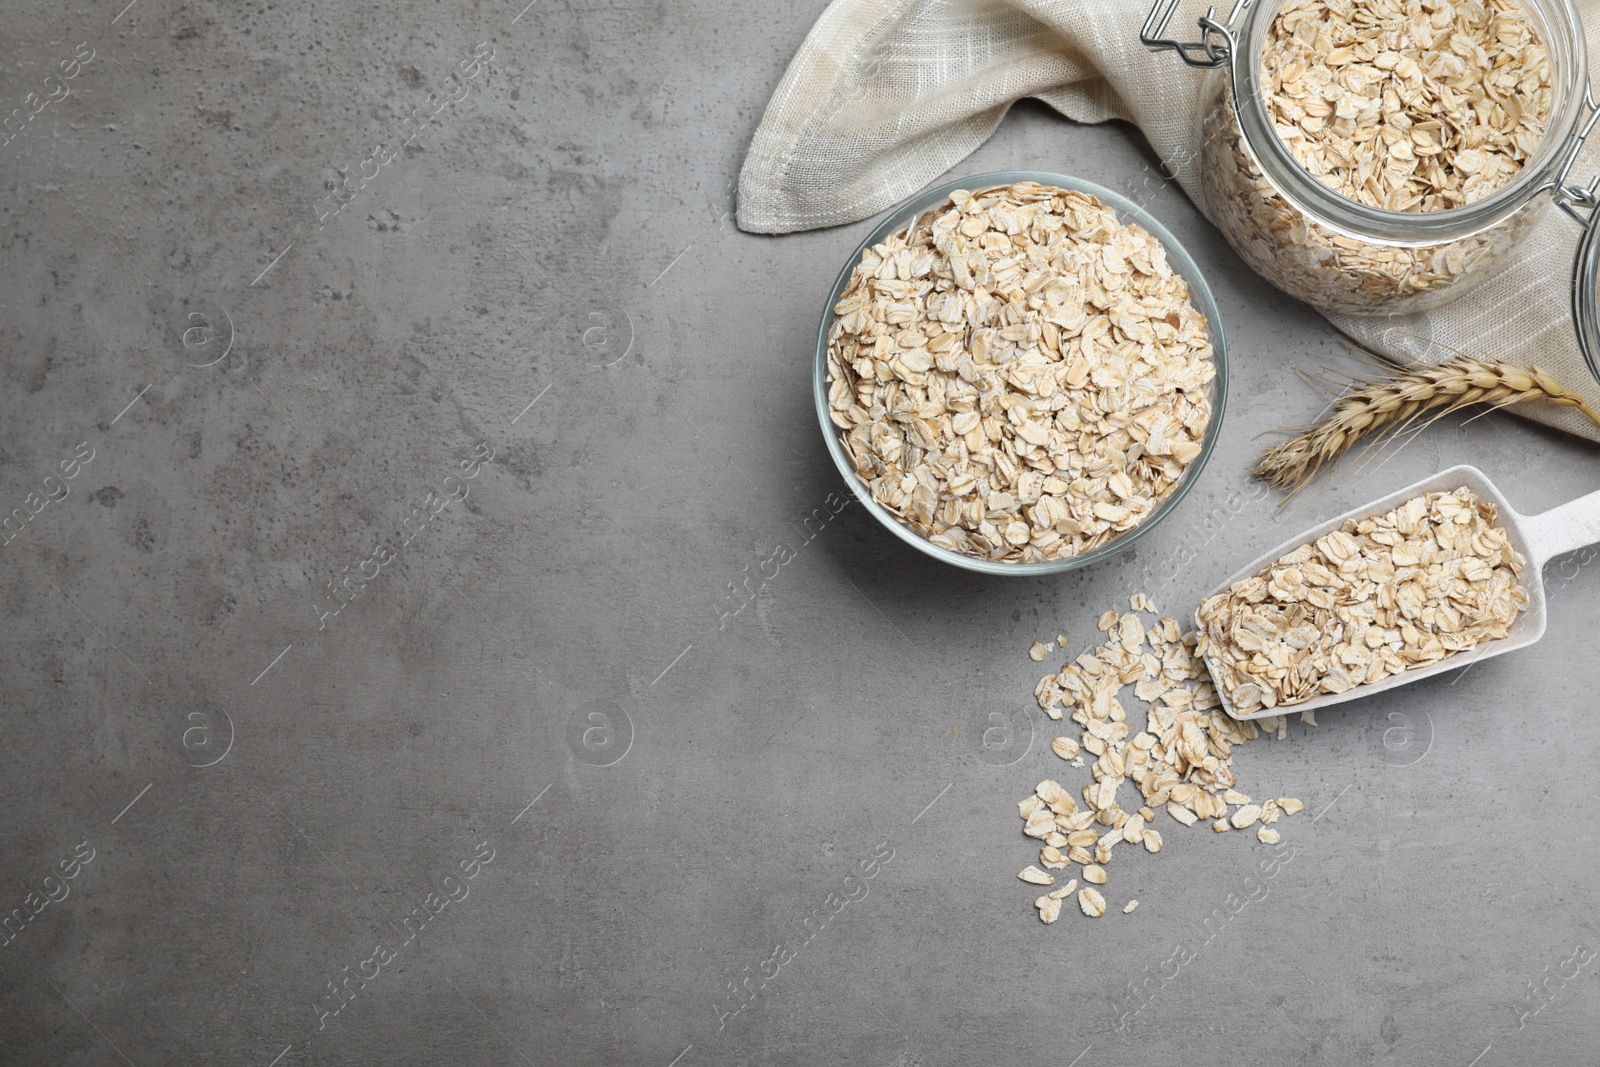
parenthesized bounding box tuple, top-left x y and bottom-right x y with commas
(1226, 0, 1590, 246)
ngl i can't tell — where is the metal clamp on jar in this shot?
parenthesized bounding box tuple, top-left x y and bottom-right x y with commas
(1142, 0, 1600, 387)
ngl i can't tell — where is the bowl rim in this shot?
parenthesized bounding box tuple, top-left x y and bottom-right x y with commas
(812, 169, 1230, 576)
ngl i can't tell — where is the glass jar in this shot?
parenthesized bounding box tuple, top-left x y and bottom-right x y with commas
(1143, 0, 1600, 385)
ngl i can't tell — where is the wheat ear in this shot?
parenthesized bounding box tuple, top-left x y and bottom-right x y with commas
(1254, 356, 1600, 495)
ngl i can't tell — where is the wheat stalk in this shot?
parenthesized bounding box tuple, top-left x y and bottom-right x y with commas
(1254, 355, 1600, 496)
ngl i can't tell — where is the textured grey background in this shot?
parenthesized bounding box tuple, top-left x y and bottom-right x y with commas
(3, 1, 1600, 1065)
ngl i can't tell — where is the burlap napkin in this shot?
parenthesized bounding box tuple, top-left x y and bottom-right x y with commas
(737, 0, 1600, 443)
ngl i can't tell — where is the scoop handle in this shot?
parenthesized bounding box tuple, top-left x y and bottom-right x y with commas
(1520, 486, 1600, 567)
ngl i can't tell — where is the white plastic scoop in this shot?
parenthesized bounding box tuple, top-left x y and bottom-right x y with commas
(1197, 464, 1600, 721)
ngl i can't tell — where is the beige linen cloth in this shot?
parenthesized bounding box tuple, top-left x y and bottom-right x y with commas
(736, 0, 1600, 443)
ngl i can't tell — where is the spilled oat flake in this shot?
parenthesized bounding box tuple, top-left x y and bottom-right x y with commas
(1019, 595, 1303, 922)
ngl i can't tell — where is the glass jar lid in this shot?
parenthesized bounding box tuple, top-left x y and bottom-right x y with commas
(1568, 178, 1600, 386)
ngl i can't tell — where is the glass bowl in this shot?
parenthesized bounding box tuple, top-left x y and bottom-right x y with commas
(813, 170, 1230, 576)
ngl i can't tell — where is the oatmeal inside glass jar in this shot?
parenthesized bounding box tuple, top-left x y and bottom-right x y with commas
(1261, 0, 1551, 214)
(1143, 0, 1598, 319)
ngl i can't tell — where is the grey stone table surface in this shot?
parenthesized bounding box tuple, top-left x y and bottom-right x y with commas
(4, 2, 1599, 1065)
